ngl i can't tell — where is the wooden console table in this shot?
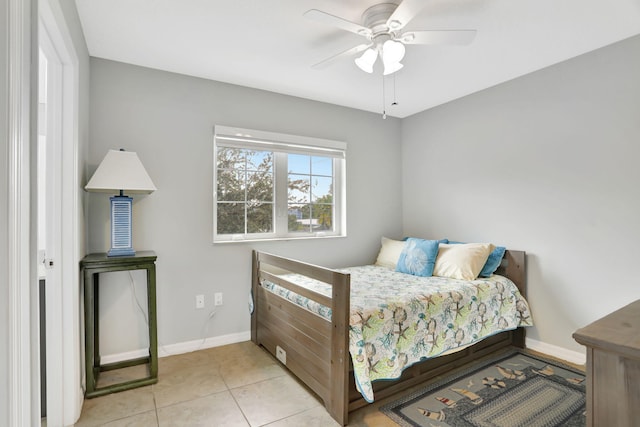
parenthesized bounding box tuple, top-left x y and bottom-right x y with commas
(81, 251, 158, 398)
(573, 299, 640, 427)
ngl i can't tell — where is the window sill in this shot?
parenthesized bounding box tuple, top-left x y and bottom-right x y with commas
(213, 234, 347, 244)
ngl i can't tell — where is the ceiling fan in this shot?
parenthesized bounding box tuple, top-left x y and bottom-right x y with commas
(304, 0, 477, 75)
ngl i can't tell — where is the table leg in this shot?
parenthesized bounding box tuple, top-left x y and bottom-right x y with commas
(147, 265, 158, 378)
(94, 272, 100, 369)
(84, 270, 96, 394)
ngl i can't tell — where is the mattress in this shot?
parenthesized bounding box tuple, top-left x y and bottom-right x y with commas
(261, 265, 533, 402)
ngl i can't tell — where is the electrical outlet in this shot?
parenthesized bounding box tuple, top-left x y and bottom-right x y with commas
(196, 294, 205, 309)
(214, 292, 223, 306)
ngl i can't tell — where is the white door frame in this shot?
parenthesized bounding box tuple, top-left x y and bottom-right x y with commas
(38, 0, 83, 425)
(7, 0, 36, 425)
(6, 0, 82, 424)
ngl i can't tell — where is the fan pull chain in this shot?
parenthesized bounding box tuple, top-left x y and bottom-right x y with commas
(392, 74, 398, 106)
(382, 74, 386, 119)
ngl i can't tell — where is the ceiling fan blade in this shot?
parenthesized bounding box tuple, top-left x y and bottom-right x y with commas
(386, 0, 428, 31)
(304, 9, 372, 38)
(311, 43, 372, 69)
(399, 30, 477, 45)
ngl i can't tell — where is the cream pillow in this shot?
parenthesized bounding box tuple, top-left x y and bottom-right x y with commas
(374, 237, 406, 269)
(433, 243, 495, 280)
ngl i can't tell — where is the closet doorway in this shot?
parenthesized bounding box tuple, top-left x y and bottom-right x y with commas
(38, 2, 82, 424)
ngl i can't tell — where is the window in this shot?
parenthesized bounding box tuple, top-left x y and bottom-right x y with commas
(214, 126, 346, 242)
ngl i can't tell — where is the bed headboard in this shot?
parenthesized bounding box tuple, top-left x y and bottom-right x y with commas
(496, 250, 526, 297)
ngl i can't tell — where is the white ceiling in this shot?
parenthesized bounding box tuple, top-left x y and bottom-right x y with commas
(74, 0, 640, 118)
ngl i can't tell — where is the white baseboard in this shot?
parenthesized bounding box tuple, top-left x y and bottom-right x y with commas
(100, 330, 252, 364)
(526, 338, 586, 366)
(158, 331, 252, 357)
(101, 334, 585, 370)
(100, 349, 149, 365)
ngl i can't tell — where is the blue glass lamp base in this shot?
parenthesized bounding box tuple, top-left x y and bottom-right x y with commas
(108, 195, 135, 257)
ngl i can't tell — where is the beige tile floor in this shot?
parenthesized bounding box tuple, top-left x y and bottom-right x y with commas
(72, 341, 401, 426)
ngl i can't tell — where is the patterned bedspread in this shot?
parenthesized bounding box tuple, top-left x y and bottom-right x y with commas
(261, 265, 533, 402)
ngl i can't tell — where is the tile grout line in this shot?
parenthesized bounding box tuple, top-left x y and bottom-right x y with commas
(152, 388, 160, 427)
(257, 404, 327, 427)
(223, 366, 254, 427)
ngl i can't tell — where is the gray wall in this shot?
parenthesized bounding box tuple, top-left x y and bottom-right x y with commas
(88, 59, 403, 354)
(1, 1, 10, 423)
(402, 34, 640, 353)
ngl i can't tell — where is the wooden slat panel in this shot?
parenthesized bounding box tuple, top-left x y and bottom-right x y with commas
(256, 286, 332, 341)
(258, 327, 330, 403)
(257, 318, 330, 381)
(257, 295, 331, 363)
(256, 316, 329, 375)
(259, 270, 332, 308)
(258, 320, 331, 391)
(256, 284, 333, 385)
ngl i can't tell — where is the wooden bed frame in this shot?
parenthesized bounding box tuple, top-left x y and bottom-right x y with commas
(250, 250, 527, 426)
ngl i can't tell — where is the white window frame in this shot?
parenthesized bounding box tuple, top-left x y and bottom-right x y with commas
(213, 125, 346, 243)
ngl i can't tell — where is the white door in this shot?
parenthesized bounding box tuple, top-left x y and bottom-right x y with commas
(38, 1, 83, 424)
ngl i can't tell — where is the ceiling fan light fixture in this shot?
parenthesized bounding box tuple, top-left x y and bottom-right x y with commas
(383, 61, 404, 76)
(381, 40, 405, 75)
(382, 40, 406, 64)
(355, 48, 377, 73)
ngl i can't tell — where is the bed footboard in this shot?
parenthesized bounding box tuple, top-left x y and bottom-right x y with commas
(251, 251, 351, 425)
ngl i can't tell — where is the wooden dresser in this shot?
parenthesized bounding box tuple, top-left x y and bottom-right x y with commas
(573, 299, 640, 427)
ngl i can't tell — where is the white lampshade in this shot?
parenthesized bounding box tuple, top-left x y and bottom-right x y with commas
(85, 149, 156, 194)
(355, 48, 378, 73)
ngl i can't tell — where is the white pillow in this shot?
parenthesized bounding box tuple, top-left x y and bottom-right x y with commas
(374, 237, 406, 269)
(433, 243, 495, 280)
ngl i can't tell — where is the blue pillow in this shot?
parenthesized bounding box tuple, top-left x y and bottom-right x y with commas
(479, 246, 506, 277)
(396, 238, 440, 277)
(449, 241, 506, 278)
(403, 237, 449, 244)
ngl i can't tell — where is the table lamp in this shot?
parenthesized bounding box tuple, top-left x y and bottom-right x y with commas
(85, 149, 156, 256)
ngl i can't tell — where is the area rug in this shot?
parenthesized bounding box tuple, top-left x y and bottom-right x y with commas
(380, 349, 586, 427)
